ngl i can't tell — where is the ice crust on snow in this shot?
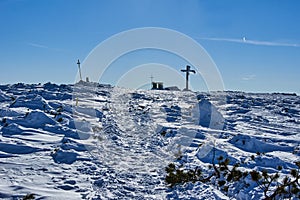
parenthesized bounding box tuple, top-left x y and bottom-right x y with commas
(0, 83, 299, 199)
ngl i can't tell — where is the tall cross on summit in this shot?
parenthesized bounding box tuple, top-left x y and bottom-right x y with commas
(181, 65, 196, 91)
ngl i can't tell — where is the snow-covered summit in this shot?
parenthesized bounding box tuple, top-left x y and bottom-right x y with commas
(0, 83, 299, 199)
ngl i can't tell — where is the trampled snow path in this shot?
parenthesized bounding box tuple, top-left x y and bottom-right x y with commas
(88, 88, 201, 199)
(0, 83, 299, 199)
(89, 88, 166, 199)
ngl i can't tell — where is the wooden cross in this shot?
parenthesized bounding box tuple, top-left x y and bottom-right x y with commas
(181, 65, 196, 91)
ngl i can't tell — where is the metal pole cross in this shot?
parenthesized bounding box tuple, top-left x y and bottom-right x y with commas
(181, 65, 196, 91)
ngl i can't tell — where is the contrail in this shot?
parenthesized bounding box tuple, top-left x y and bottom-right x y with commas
(26, 42, 65, 52)
(27, 42, 49, 49)
(198, 37, 300, 47)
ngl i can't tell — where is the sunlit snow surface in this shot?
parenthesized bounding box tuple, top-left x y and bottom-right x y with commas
(0, 82, 299, 199)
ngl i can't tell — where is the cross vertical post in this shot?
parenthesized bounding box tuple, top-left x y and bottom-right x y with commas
(181, 65, 196, 91)
(77, 59, 82, 81)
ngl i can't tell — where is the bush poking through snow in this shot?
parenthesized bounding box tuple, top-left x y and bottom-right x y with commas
(250, 161, 300, 199)
(165, 163, 202, 188)
(160, 130, 167, 137)
(165, 153, 300, 199)
(57, 117, 63, 122)
(23, 193, 35, 200)
(165, 152, 248, 193)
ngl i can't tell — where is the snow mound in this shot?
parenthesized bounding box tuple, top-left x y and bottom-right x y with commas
(52, 150, 78, 164)
(0, 89, 10, 102)
(73, 106, 103, 119)
(1, 123, 23, 136)
(38, 90, 72, 100)
(0, 142, 43, 154)
(0, 108, 22, 117)
(229, 134, 293, 153)
(10, 94, 51, 110)
(60, 137, 88, 152)
(197, 144, 239, 164)
(15, 110, 56, 128)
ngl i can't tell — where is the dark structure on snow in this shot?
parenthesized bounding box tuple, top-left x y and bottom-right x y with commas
(77, 59, 82, 81)
(181, 65, 196, 91)
(152, 82, 164, 90)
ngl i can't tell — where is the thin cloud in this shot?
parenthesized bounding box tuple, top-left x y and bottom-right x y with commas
(242, 74, 256, 81)
(27, 42, 49, 49)
(26, 42, 65, 52)
(198, 37, 300, 47)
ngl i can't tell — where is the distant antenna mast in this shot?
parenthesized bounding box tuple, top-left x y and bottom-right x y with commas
(77, 59, 82, 81)
(181, 65, 196, 91)
(150, 74, 154, 89)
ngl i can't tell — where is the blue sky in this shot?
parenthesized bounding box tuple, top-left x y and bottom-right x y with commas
(0, 0, 299, 94)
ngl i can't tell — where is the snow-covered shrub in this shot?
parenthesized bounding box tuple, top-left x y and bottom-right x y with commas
(250, 161, 300, 199)
(23, 193, 35, 200)
(165, 153, 300, 199)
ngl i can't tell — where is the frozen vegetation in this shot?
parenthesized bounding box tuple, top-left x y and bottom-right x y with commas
(0, 82, 299, 199)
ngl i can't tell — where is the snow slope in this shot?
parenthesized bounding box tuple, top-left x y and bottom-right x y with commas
(0, 83, 299, 199)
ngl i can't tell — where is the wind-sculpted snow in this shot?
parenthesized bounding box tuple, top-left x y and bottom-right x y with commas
(10, 95, 52, 110)
(0, 89, 10, 102)
(1, 123, 24, 136)
(0, 142, 43, 154)
(0, 83, 299, 199)
(14, 110, 57, 128)
(229, 134, 294, 153)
